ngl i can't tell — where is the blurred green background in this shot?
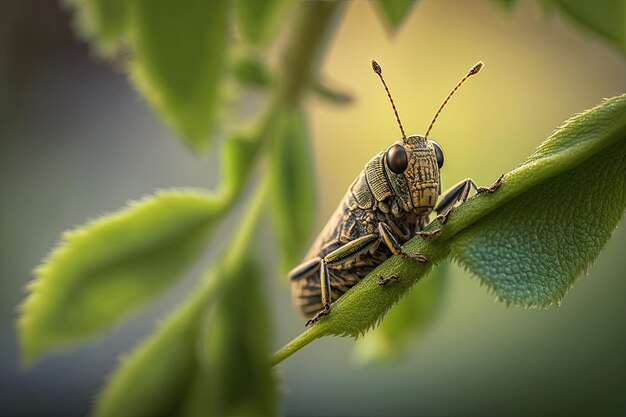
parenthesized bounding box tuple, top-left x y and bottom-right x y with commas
(1, 1, 625, 416)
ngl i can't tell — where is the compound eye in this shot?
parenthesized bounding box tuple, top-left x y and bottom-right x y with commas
(386, 143, 408, 174)
(431, 140, 444, 169)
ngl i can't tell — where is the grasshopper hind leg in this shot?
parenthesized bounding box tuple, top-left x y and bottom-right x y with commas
(305, 260, 332, 327)
(302, 222, 430, 326)
(289, 258, 324, 315)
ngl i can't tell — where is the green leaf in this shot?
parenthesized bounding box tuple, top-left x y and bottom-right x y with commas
(232, 55, 273, 89)
(128, 0, 230, 152)
(311, 79, 353, 104)
(95, 279, 214, 417)
(373, 0, 418, 31)
(542, 0, 626, 53)
(220, 131, 263, 201)
(269, 106, 316, 274)
(19, 190, 223, 363)
(451, 140, 626, 306)
(180, 257, 276, 417)
(63, 0, 129, 55)
(95, 180, 269, 417)
(352, 263, 448, 363)
(234, 0, 291, 46)
(231, 55, 352, 105)
(272, 94, 626, 364)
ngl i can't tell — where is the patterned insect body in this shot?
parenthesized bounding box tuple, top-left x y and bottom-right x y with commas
(289, 60, 499, 326)
(291, 135, 442, 316)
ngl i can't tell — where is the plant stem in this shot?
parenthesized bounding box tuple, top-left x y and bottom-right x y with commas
(220, 1, 342, 204)
(270, 324, 326, 366)
(275, 1, 343, 105)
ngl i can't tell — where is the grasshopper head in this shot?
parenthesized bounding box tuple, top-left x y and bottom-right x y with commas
(371, 58, 480, 214)
(383, 135, 443, 213)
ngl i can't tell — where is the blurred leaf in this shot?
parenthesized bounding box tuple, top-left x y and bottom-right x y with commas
(352, 263, 448, 363)
(234, 0, 291, 46)
(64, 0, 129, 55)
(233, 55, 273, 89)
(231, 55, 352, 105)
(128, 0, 230, 152)
(206, 257, 276, 417)
(311, 79, 353, 104)
(221, 132, 263, 200)
(95, 279, 215, 417)
(542, 0, 626, 54)
(95, 181, 269, 417)
(19, 190, 223, 362)
(273, 94, 626, 363)
(373, 0, 418, 31)
(269, 106, 316, 275)
(179, 257, 276, 417)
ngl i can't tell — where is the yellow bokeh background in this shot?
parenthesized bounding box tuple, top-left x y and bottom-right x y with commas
(311, 1, 625, 220)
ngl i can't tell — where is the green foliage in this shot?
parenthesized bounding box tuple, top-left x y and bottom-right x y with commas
(234, 0, 291, 46)
(60, 0, 624, 153)
(311, 79, 353, 104)
(232, 55, 352, 104)
(232, 55, 273, 89)
(202, 257, 276, 417)
(19, 190, 223, 363)
(129, 0, 230, 152)
(452, 97, 626, 305)
(96, 183, 271, 417)
(542, 0, 626, 54)
(272, 94, 626, 364)
(269, 106, 316, 274)
(95, 279, 213, 417)
(353, 263, 449, 363)
(373, 0, 418, 30)
(63, 0, 128, 55)
(499, 0, 626, 54)
(220, 131, 263, 200)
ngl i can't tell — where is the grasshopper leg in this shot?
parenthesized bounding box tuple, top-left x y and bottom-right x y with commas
(476, 174, 504, 194)
(305, 233, 380, 326)
(305, 260, 331, 326)
(378, 274, 399, 286)
(378, 222, 428, 263)
(417, 229, 441, 239)
(434, 175, 504, 225)
(376, 222, 428, 286)
(305, 223, 429, 325)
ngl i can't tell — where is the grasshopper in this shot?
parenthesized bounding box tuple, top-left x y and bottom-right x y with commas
(290, 60, 503, 326)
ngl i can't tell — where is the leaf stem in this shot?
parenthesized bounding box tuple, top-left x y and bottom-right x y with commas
(274, 1, 343, 105)
(219, 1, 343, 205)
(270, 325, 326, 366)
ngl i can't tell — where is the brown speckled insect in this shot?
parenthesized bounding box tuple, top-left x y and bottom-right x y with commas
(289, 60, 502, 326)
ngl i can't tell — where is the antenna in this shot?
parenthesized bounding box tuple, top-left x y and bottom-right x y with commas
(423, 61, 483, 141)
(371, 59, 407, 142)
